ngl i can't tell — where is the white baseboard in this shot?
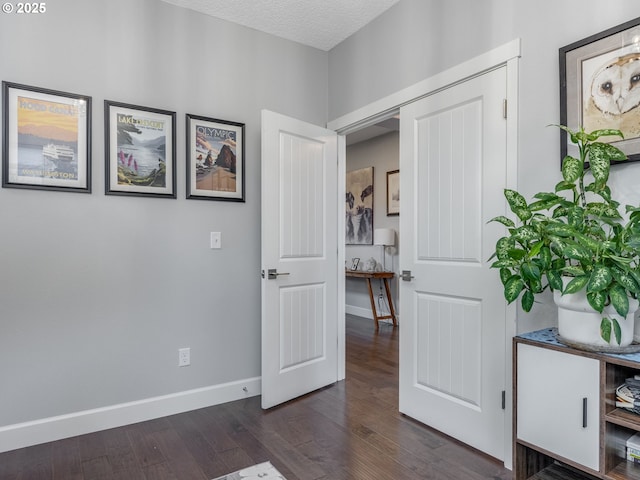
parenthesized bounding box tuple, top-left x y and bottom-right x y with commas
(0, 376, 261, 454)
(345, 304, 373, 319)
(345, 304, 399, 325)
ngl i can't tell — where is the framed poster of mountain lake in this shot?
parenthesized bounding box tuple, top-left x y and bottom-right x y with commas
(2, 82, 91, 193)
(186, 114, 245, 202)
(105, 101, 176, 198)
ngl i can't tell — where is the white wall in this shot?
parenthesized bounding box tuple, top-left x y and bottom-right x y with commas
(0, 0, 327, 442)
(330, 0, 640, 333)
(345, 132, 399, 320)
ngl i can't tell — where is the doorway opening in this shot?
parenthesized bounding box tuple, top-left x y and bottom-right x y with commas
(344, 113, 401, 334)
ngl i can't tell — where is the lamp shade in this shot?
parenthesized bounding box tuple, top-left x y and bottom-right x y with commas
(374, 228, 395, 246)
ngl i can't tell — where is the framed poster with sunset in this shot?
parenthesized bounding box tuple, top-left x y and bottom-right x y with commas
(2, 82, 91, 192)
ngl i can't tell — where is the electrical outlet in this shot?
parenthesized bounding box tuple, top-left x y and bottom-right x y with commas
(178, 347, 190, 367)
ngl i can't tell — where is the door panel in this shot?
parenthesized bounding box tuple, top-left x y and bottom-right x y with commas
(261, 110, 338, 409)
(399, 67, 508, 459)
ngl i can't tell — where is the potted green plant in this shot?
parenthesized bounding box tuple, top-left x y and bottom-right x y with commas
(489, 126, 640, 348)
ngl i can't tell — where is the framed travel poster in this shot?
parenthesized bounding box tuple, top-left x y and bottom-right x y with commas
(2, 82, 91, 193)
(105, 100, 176, 198)
(186, 114, 245, 202)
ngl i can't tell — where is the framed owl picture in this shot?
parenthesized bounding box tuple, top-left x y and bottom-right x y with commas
(560, 16, 640, 165)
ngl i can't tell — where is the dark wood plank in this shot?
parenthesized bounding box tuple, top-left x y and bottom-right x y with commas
(16, 442, 52, 480)
(0, 447, 25, 480)
(0, 314, 513, 480)
(51, 437, 82, 480)
(126, 421, 168, 469)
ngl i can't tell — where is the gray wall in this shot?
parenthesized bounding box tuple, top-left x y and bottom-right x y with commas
(330, 0, 640, 332)
(345, 132, 400, 319)
(5, 0, 640, 432)
(0, 0, 327, 426)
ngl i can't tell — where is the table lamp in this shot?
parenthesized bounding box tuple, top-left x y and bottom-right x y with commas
(374, 228, 395, 271)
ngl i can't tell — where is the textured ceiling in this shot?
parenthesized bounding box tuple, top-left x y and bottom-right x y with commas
(158, 0, 400, 51)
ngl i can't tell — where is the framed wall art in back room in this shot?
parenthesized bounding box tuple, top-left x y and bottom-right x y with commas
(104, 100, 176, 198)
(386, 169, 399, 216)
(2, 82, 91, 193)
(346, 166, 373, 245)
(185, 114, 245, 202)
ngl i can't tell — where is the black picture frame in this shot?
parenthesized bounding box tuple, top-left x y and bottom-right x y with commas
(560, 16, 640, 166)
(386, 169, 399, 216)
(2, 81, 91, 193)
(185, 114, 245, 202)
(105, 100, 176, 198)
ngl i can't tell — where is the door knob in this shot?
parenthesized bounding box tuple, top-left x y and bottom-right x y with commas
(262, 268, 290, 280)
(401, 270, 414, 281)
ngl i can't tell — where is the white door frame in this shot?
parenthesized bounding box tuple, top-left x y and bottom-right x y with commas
(327, 38, 520, 468)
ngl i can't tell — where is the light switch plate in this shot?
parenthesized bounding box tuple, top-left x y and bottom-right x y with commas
(210, 232, 221, 249)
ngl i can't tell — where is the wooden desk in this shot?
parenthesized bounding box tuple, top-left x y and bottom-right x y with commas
(345, 269, 398, 331)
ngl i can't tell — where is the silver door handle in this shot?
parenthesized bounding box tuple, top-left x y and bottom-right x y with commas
(262, 268, 290, 280)
(401, 270, 414, 281)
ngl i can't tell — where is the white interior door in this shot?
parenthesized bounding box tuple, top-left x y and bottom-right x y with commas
(261, 110, 339, 409)
(398, 67, 508, 459)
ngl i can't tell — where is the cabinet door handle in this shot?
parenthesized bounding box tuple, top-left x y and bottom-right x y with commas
(582, 397, 588, 428)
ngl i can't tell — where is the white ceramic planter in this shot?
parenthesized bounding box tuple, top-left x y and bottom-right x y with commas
(554, 287, 638, 348)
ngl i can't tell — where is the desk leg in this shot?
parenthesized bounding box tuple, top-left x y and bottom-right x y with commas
(383, 278, 398, 327)
(365, 278, 379, 331)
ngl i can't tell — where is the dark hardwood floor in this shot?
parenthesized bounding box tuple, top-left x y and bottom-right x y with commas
(0, 315, 513, 479)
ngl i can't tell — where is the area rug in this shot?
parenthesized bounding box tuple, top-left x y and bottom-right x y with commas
(212, 461, 286, 480)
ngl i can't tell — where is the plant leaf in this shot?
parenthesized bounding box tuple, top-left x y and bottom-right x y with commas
(504, 189, 532, 221)
(555, 181, 575, 193)
(561, 155, 582, 183)
(588, 144, 611, 189)
(574, 233, 600, 252)
(528, 240, 544, 259)
(488, 216, 515, 228)
(586, 202, 621, 218)
(499, 268, 512, 285)
(507, 249, 527, 260)
(587, 265, 612, 292)
(521, 262, 541, 282)
(609, 283, 629, 317)
(547, 270, 563, 291)
(562, 265, 585, 276)
(561, 242, 591, 262)
(533, 192, 561, 201)
(564, 275, 589, 294)
(495, 237, 514, 260)
(611, 267, 640, 293)
(504, 276, 524, 303)
(513, 226, 539, 243)
(539, 246, 552, 270)
(544, 222, 575, 237)
(587, 290, 606, 312)
(588, 129, 624, 141)
(612, 318, 622, 345)
(567, 207, 584, 229)
(522, 290, 534, 312)
(600, 318, 612, 343)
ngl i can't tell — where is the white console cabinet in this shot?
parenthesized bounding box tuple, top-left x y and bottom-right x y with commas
(515, 329, 640, 480)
